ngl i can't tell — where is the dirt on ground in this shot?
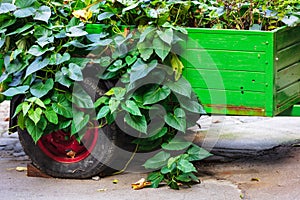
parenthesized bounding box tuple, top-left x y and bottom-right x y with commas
(196, 145, 300, 200)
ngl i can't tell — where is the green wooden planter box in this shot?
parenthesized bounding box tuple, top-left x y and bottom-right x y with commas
(182, 26, 300, 117)
(83, 24, 300, 117)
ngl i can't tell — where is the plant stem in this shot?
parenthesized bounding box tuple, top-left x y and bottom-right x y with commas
(112, 139, 140, 175)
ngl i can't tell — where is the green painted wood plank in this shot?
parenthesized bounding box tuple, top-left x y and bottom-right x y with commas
(276, 62, 300, 90)
(185, 69, 266, 92)
(276, 42, 300, 71)
(194, 88, 266, 107)
(275, 25, 300, 50)
(183, 49, 268, 72)
(276, 82, 300, 106)
(193, 88, 267, 116)
(186, 28, 270, 52)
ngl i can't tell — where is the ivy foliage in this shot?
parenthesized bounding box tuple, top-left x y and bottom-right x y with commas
(0, 0, 299, 190)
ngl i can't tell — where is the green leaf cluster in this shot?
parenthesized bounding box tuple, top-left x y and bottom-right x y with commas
(145, 145, 212, 189)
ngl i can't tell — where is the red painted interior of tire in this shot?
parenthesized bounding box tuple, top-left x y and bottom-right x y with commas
(37, 128, 98, 163)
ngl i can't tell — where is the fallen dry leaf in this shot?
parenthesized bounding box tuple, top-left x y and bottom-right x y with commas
(251, 177, 260, 182)
(131, 178, 152, 190)
(72, 9, 92, 22)
(96, 188, 107, 192)
(16, 166, 27, 172)
(113, 179, 119, 184)
(66, 150, 76, 158)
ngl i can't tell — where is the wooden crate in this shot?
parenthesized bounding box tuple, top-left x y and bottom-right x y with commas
(183, 26, 300, 116)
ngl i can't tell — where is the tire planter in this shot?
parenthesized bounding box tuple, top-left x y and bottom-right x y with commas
(18, 124, 116, 178)
(17, 78, 119, 178)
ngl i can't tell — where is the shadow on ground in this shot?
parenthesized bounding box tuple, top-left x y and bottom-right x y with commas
(196, 145, 300, 200)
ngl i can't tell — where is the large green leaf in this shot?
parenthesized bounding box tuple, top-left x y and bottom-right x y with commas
(107, 60, 126, 72)
(52, 96, 73, 118)
(27, 97, 46, 109)
(55, 71, 72, 87)
(187, 145, 212, 161)
(34, 6, 51, 23)
(0, 3, 17, 14)
(30, 78, 54, 98)
(161, 138, 192, 151)
(66, 27, 88, 37)
(21, 102, 31, 117)
(2, 85, 29, 96)
(177, 94, 206, 114)
(97, 12, 115, 21)
(25, 57, 50, 78)
(36, 36, 54, 48)
(165, 77, 192, 98)
(94, 96, 109, 108)
(71, 111, 89, 135)
(170, 53, 184, 81)
(57, 120, 72, 130)
(14, 7, 36, 18)
(44, 107, 58, 124)
(147, 172, 164, 188)
(105, 87, 126, 99)
(28, 45, 54, 56)
(175, 174, 192, 183)
(109, 98, 120, 113)
(139, 26, 155, 43)
(15, 0, 36, 8)
(0, 17, 16, 30)
(130, 59, 157, 83)
(68, 63, 83, 81)
(28, 107, 42, 125)
(72, 84, 94, 109)
(157, 29, 173, 45)
(164, 108, 186, 132)
(25, 119, 42, 143)
(121, 100, 142, 116)
(49, 53, 70, 65)
(147, 127, 168, 141)
(143, 85, 171, 105)
(124, 113, 147, 134)
(177, 159, 197, 173)
(153, 37, 171, 61)
(137, 41, 153, 61)
(17, 112, 25, 130)
(143, 151, 170, 169)
(96, 105, 110, 120)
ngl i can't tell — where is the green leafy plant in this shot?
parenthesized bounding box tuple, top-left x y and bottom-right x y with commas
(0, 0, 300, 190)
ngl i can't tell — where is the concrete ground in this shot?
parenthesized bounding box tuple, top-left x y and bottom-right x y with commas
(0, 101, 300, 200)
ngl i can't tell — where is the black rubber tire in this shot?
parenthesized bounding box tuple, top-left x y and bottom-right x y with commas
(18, 125, 116, 178)
(17, 78, 119, 178)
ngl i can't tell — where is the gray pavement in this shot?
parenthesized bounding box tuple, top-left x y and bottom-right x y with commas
(195, 115, 300, 159)
(0, 100, 300, 200)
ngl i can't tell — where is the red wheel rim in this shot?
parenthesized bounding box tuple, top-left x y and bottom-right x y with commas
(37, 128, 98, 163)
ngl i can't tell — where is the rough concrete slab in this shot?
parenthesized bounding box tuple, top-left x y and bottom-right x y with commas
(0, 160, 243, 200)
(194, 116, 300, 158)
